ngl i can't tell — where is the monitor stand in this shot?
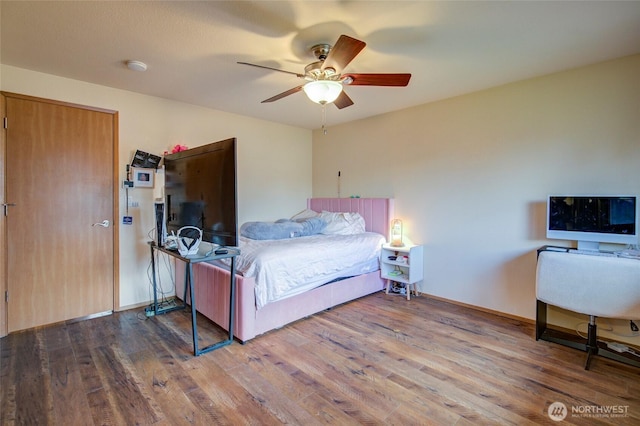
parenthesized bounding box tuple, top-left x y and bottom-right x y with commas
(577, 240, 600, 251)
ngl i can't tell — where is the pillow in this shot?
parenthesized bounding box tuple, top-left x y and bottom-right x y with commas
(319, 211, 366, 235)
(240, 220, 303, 240)
(240, 217, 327, 240)
(296, 217, 327, 235)
(290, 208, 319, 221)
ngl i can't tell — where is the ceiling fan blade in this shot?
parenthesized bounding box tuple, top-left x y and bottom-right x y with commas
(321, 35, 366, 73)
(333, 91, 354, 109)
(238, 61, 305, 78)
(343, 73, 411, 86)
(261, 85, 304, 103)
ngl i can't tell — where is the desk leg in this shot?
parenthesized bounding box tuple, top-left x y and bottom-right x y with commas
(228, 257, 236, 342)
(536, 300, 547, 340)
(191, 257, 236, 356)
(188, 263, 199, 356)
(183, 261, 189, 305)
(150, 244, 158, 313)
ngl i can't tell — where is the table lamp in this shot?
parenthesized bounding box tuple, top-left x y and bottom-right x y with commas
(390, 219, 404, 247)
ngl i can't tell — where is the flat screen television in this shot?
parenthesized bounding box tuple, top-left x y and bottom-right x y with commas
(546, 195, 638, 250)
(164, 138, 238, 247)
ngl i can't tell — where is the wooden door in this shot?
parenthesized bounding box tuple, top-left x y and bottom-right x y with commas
(3, 93, 117, 332)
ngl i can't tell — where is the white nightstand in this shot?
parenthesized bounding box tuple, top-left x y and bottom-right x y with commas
(381, 243, 424, 300)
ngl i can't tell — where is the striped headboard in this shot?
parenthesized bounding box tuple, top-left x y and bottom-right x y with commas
(307, 198, 394, 239)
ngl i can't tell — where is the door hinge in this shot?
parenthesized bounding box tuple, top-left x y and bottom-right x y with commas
(4, 291, 7, 303)
(3, 117, 6, 129)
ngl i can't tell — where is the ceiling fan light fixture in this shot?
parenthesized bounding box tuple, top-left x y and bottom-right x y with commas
(303, 80, 343, 105)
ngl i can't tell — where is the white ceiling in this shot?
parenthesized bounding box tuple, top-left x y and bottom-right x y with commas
(2, 1, 640, 130)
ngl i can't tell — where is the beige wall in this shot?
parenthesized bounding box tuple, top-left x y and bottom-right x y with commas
(3, 55, 639, 341)
(312, 55, 640, 327)
(1, 65, 312, 309)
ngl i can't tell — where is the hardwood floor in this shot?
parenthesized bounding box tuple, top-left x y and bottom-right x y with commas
(1, 292, 639, 425)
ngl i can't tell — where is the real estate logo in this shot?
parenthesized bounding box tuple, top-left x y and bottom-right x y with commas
(548, 402, 630, 421)
(548, 402, 567, 421)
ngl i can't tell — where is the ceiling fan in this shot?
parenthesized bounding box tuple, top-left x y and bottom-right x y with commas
(238, 34, 411, 109)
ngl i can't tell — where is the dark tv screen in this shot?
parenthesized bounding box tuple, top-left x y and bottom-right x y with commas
(164, 138, 238, 247)
(548, 196, 636, 235)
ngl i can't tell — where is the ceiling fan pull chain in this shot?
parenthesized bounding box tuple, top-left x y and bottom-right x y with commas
(322, 105, 328, 135)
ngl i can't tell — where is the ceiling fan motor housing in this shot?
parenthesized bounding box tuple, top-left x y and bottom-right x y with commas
(311, 43, 331, 61)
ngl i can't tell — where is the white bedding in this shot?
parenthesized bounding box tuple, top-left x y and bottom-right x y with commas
(220, 232, 385, 309)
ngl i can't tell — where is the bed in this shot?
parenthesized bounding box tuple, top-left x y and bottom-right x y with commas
(174, 197, 393, 343)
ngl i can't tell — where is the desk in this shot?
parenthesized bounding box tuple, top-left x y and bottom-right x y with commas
(536, 246, 640, 369)
(149, 242, 240, 356)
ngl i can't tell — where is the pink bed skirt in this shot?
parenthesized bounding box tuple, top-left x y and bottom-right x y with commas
(175, 261, 385, 342)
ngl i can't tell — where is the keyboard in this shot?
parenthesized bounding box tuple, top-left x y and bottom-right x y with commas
(569, 249, 617, 257)
(618, 250, 640, 259)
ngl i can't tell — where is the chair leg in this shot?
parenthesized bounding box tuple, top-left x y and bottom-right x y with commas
(585, 315, 598, 370)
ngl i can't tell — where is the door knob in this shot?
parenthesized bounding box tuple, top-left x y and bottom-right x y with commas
(92, 220, 110, 228)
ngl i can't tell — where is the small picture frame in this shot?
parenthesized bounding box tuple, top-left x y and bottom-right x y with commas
(132, 168, 154, 188)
